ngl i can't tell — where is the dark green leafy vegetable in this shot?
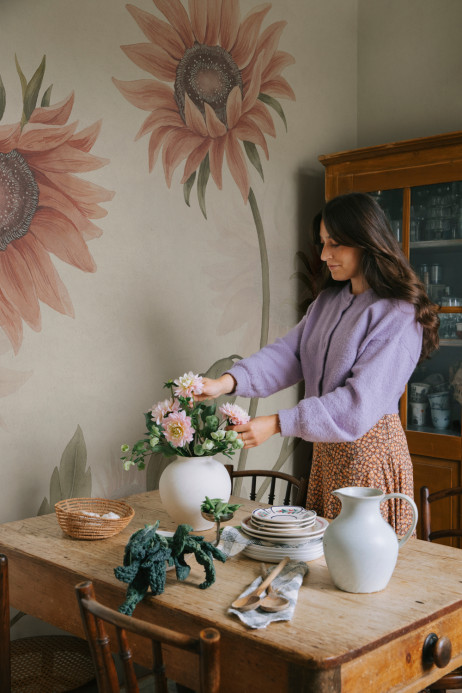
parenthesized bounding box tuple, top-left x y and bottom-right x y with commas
(114, 521, 226, 615)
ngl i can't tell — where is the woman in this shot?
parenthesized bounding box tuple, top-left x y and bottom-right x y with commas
(197, 192, 439, 533)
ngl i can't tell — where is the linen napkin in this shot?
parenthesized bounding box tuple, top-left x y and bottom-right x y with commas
(227, 559, 309, 629)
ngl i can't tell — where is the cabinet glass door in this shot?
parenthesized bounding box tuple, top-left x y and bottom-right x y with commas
(407, 182, 462, 437)
(369, 189, 403, 243)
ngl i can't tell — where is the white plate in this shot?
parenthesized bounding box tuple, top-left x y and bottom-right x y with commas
(243, 543, 324, 562)
(250, 517, 316, 532)
(241, 515, 328, 541)
(252, 506, 316, 524)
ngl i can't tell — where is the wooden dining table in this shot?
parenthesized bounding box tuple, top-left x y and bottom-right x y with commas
(1, 489, 462, 692)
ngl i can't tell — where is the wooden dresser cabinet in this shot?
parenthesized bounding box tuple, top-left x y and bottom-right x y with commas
(319, 131, 462, 542)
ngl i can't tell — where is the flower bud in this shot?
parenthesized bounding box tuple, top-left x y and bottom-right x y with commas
(205, 415, 219, 431)
(211, 430, 225, 441)
(202, 439, 214, 451)
(225, 430, 238, 442)
(150, 436, 160, 448)
(120, 444, 130, 453)
(234, 438, 244, 449)
(123, 460, 133, 471)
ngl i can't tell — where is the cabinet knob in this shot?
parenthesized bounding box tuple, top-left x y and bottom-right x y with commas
(422, 632, 452, 668)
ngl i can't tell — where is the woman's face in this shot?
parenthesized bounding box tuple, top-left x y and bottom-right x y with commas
(319, 220, 367, 294)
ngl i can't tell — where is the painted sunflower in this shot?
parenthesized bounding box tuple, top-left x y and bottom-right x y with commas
(114, 0, 295, 207)
(0, 90, 114, 353)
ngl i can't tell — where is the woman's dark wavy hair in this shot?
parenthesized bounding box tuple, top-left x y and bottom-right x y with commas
(312, 192, 439, 362)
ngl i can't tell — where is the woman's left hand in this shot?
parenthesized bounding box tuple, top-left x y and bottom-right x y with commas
(229, 414, 281, 449)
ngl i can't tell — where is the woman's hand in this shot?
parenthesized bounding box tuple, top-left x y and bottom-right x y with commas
(194, 374, 236, 401)
(228, 414, 281, 449)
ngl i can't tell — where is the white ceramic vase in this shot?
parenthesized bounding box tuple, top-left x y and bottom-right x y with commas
(159, 456, 231, 531)
(322, 487, 418, 593)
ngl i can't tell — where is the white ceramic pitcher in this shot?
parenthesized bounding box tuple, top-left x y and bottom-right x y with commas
(322, 487, 418, 593)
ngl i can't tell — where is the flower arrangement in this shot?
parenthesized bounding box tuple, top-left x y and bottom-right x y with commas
(121, 372, 250, 470)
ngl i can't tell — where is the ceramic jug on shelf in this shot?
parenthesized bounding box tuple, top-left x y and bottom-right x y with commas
(322, 487, 418, 594)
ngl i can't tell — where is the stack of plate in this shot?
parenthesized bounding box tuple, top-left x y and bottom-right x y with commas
(240, 506, 327, 563)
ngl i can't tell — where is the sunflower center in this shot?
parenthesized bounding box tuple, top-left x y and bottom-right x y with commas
(175, 42, 242, 128)
(0, 150, 39, 251)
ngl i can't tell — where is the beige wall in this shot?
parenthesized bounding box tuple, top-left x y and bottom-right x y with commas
(358, 0, 462, 146)
(0, 0, 357, 528)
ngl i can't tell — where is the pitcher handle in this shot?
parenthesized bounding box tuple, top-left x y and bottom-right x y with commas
(382, 493, 418, 548)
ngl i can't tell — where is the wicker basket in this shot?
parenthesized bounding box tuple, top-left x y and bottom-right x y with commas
(55, 497, 135, 540)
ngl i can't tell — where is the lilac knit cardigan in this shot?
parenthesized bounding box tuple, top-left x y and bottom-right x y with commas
(228, 284, 423, 443)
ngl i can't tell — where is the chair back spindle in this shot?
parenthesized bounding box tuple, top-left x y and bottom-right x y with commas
(75, 580, 220, 693)
(225, 465, 308, 507)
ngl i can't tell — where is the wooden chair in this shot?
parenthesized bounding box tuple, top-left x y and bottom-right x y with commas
(225, 464, 308, 507)
(420, 486, 462, 692)
(0, 553, 96, 693)
(75, 580, 220, 693)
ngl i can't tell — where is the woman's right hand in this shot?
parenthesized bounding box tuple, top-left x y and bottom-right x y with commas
(195, 374, 236, 401)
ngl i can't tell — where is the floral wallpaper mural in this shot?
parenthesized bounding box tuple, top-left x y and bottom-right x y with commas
(114, 0, 296, 492)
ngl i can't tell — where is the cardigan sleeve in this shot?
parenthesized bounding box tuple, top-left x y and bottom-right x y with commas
(226, 314, 308, 398)
(277, 333, 420, 443)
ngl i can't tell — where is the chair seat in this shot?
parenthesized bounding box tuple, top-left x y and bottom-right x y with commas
(11, 634, 95, 693)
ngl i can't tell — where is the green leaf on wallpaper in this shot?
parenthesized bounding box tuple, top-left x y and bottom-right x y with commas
(41, 84, 52, 108)
(183, 170, 196, 207)
(197, 153, 210, 220)
(258, 93, 287, 132)
(37, 425, 92, 515)
(23, 55, 46, 123)
(243, 141, 264, 181)
(0, 75, 5, 121)
(15, 55, 27, 98)
(146, 451, 174, 491)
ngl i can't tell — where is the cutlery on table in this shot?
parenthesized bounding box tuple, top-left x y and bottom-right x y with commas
(258, 566, 290, 612)
(231, 556, 290, 611)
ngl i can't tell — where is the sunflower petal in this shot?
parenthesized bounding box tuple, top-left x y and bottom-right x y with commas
(121, 43, 177, 82)
(18, 121, 77, 152)
(27, 143, 109, 173)
(189, 0, 207, 43)
(234, 116, 269, 158)
(148, 125, 173, 171)
(39, 171, 114, 218)
(28, 92, 75, 125)
(184, 95, 208, 137)
(0, 123, 20, 152)
(152, 0, 195, 48)
(16, 234, 74, 317)
(262, 50, 295, 82)
(181, 139, 210, 183)
(68, 120, 102, 153)
(31, 209, 96, 272)
(136, 109, 183, 140)
(261, 76, 295, 101)
(0, 245, 41, 331)
(113, 77, 176, 113)
(230, 3, 271, 69)
(204, 0, 221, 45)
(38, 182, 103, 240)
(162, 128, 204, 187)
(0, 289, 23, 354)
(204, 103, 227, 138)
(126, 4, 185, 59)
(220, 0, 240, 51)
(242, 53, 263, 113)
(209, 135, 226, 189)
(225, 130, 249, 202)
(246, 100, 276, 136)
(226, 85, 242, 129)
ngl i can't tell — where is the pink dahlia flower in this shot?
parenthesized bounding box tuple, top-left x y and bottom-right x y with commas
(173, 371, 204, 398)
(149, 397, 180, 424)
(219, 402, 250, 425)
(162, 409, 194, 447)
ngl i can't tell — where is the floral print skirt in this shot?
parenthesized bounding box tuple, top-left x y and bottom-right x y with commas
(306, 414, 415, 537)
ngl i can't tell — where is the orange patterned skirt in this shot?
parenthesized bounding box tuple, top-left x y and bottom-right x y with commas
(306, 414, 415, 537)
